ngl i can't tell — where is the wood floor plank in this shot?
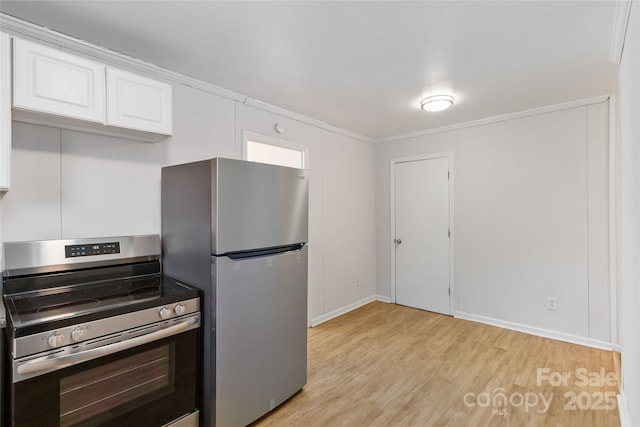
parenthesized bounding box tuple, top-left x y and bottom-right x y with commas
(252, 302, 620, 427)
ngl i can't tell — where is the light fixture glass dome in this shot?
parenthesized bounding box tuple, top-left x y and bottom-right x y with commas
(420, 95, 454, 112)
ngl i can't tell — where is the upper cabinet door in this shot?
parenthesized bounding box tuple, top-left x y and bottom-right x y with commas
(106, 67, 172, 135)
(13, 38, 105, 123)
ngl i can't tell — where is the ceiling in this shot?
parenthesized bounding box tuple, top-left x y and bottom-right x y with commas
(0, 1, 619, 140)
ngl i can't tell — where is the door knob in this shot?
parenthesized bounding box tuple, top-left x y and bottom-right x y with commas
(395, 238, 402, 245)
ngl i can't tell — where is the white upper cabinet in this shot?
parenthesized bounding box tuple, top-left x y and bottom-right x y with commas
(1, 32, 12, 191)
(13, 38, 105, 123)
(11, 37, 172, 142)
(106, 67, 172, 135)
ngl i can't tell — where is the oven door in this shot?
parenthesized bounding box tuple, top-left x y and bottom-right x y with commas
(10, 327, 199, 427)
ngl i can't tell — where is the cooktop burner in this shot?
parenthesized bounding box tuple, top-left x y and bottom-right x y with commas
(37, 299, 100, 313)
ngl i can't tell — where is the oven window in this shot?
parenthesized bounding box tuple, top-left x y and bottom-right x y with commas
(59, 344, 175, 426)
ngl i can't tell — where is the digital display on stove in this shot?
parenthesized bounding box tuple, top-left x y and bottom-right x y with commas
(65, 242, 120, 258)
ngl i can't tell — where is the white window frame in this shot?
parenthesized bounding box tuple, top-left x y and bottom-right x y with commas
(242, 130, 309, 169)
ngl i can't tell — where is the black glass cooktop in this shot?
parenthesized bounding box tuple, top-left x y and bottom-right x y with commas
(4, 275, 199, 334)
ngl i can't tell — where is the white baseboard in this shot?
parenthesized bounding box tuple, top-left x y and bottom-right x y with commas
(309, 299, 620, 352)
(310, 295, 378, 327)
(375, 294, 392, 303)
(618, 392, 632, 427)
(454, 311, 621, 352)
(310, 295, 393, 327)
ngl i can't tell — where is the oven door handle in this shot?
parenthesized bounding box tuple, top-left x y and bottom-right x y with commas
(17, 316, 199, 375)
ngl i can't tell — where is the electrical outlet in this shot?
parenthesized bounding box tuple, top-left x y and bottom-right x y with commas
(547, 297, 558, 311)
(357, 275, 363, 287)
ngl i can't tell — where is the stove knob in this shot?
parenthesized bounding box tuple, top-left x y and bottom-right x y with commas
(47, 332, 64, 348)
(159, 306, 172, 319)
(173, 303, 186, 316)
(71, 327, 87, 342)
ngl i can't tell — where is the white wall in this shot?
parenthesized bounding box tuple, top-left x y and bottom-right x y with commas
(0, 45, 376, 326)
(321, 131, 376, 315)
(375, 101, 611, 346)
(2, 123, 62, 241)
(618, 2, 640, 424)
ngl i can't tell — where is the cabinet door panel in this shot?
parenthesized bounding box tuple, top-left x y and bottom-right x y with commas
(106, 67, 172, 135)
(13, 38, 105, 123)
(0, 32, 11, 191)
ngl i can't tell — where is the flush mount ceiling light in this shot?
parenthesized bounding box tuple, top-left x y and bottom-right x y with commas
(420, 95, 454, 112)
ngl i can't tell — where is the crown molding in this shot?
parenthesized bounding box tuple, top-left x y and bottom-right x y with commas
(375, 95, 611, 144)
(0, 13, 372, 143)
(610, 1, 633, 64)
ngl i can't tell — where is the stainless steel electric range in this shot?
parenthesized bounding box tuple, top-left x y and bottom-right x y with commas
(1, 235, 200, 427)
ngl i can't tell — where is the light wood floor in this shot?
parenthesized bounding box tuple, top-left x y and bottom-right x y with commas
(252, 302, 620, 427)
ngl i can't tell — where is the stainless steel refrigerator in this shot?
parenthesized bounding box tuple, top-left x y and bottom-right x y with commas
(161, 158, 308, 427)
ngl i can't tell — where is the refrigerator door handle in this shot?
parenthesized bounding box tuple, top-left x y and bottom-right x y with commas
(222, 243, 306, 260)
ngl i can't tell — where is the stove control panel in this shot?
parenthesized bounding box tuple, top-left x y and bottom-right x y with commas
(65, 242, 120, 258)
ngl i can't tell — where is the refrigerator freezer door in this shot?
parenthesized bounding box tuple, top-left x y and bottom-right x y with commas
(213, 158, 308, 255)
(213, 246, 308, 427)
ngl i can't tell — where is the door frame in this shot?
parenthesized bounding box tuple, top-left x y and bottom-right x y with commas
(390, 152, 455, 315)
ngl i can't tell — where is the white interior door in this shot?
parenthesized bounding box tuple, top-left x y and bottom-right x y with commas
(394, 157, 450, 314)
